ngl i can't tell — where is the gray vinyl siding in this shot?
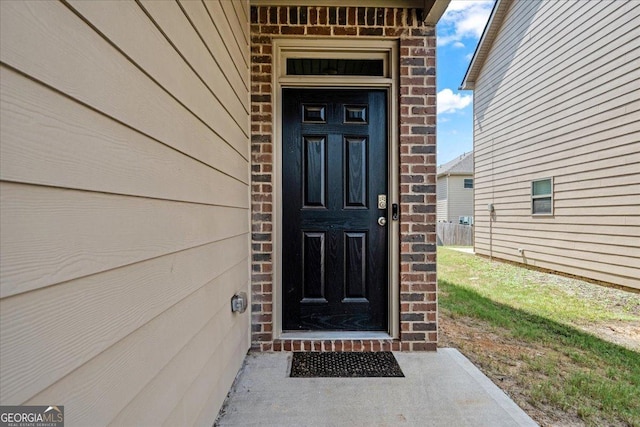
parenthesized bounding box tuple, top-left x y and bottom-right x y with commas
(446, 175, 474, 222)
(0, 1, 250, 425)
(473, 0, 640, 289)
(437, 175, 473, 222)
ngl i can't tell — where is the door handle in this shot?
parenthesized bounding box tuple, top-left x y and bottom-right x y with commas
(378, 216, 387, 226)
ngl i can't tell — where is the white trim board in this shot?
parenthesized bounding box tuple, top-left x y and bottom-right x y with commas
(272, 38, 400, 339)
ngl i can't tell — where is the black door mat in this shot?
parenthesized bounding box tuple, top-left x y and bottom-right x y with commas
(290, 352, 404, 378)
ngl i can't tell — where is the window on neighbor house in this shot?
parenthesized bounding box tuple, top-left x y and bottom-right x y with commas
(464, 178, 473, 189)
(532, 178, 553, 215)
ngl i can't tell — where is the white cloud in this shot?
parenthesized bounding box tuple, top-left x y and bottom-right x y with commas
(453, 41, 465, 49)
(465, 52, 474, 61)
(437, 89, 472, 114)
(437, 0, 494, 47)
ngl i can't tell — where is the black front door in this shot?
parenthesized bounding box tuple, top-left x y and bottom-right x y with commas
(282, 88, 388, 331)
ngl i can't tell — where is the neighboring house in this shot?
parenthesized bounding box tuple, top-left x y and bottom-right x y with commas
(461, 0, 640, 290)
(437, 151, 474, 224)
(0, 1, 448, 425)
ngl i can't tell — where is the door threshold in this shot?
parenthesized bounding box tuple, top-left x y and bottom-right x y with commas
(280, 331, 392, 340)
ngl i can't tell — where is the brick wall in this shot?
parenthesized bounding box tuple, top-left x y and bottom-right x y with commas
(251, 5, 437, 352)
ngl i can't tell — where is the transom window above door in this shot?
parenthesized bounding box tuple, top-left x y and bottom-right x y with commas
(276, 41, 393, 81)
(287, 58, 384, 76)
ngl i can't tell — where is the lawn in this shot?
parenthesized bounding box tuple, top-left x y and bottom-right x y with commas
(437, 247, 640, 427)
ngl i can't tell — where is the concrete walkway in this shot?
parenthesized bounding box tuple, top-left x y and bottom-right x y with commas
(216, 349, 537, 426)
(448, 246, 475, 254)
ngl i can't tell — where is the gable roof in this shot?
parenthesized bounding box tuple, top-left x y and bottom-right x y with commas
(460, 0, 512, 90)
(437, 151, 473, 176)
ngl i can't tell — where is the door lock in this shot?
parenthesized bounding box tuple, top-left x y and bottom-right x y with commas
(378, 216, 387, 226)
(377, 194, 387, 209)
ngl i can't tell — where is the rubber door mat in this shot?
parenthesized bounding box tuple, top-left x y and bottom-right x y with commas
(290, 352, 404, 378)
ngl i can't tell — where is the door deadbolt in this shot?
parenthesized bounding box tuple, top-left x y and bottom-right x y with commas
(377, 194, 387, 209)
(378, 216, 387, 226)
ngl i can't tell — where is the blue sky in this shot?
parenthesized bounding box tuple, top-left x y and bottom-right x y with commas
(436, 0, 495, 165)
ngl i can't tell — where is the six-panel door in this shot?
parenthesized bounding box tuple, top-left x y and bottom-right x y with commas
(282, 89, 388, 331)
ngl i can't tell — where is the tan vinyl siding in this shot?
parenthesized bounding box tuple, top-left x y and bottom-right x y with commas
(0, 1, 250, 425)
(473, 0, 640, 289)
(436, 176, 448, 221)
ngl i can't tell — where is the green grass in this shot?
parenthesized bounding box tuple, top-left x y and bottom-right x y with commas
(438, 247, 640, 427)
(438, 247, 639, 324)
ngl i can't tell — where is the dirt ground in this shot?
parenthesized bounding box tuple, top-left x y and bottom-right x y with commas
(587, 319, 640, 351)
(439, 314, 588, 427)
(438, 273, 640, 427)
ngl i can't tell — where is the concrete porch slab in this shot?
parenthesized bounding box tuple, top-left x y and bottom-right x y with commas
(215, 348, 537, 426)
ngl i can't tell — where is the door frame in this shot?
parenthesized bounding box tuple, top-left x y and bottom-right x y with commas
(272, 38, 400, 339)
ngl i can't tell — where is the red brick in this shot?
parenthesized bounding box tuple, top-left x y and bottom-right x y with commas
(281, 26, 304, 35)
(333, 27, 357, 36)
(318, 7, 327, 24)
(279, 7, 288, 24)
(359, 27, 383, 36)
(250, 11, 437, 354)
(385, 9, 394, 26)
(411, 342, 436, 351)
(347, 8, 356, 25)
(259, 7, 268, 24)
(259, 25, 280, 34)
(401, 332, 425, 341)
(307, 26, 331, 35)
(400, 38, 425, 47)
(412, 303, 437, 312)
(411, 86, 431, 95)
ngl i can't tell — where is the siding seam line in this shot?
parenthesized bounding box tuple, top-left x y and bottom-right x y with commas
(60, 0, 250, 162)
(132, 0, 250, 141)
(0, 233, 249, 302)
(0, 179, 250, 209)
(176, 0, 250, 97)
(105, 260, 247, 424)
(0, 62, 250, 187)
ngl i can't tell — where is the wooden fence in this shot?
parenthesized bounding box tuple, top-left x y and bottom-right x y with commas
(436, 223, 473, 246)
